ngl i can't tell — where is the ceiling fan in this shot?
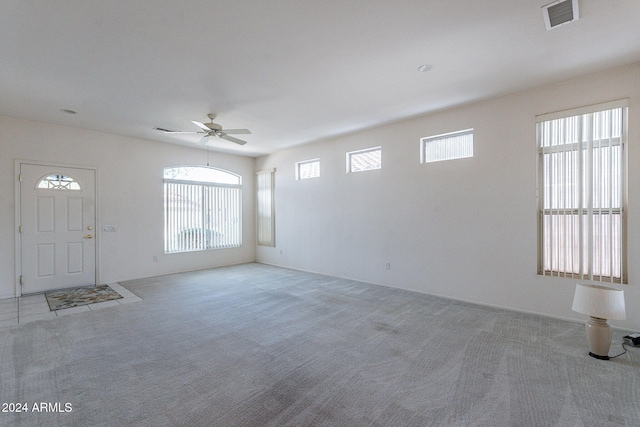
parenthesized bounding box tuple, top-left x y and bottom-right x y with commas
(154, 113, 251, 145)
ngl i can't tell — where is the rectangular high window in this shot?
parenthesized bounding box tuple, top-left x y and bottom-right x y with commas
(347, 147, 381, 173)
(536, 100, 627, 283)
(421, 129, 473, 163)
(296, 158, 320, 180)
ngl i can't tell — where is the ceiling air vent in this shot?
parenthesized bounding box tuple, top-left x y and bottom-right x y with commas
(542, 0, 579, 31)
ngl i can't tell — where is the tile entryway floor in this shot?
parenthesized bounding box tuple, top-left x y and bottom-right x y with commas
(0, 283, 142, 328)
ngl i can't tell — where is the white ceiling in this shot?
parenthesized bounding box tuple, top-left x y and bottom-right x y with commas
(2, 1, 639, 157)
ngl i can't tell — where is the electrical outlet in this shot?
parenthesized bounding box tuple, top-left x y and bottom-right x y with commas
(153, 255, 158, 262)
(385, 262, 391, 270)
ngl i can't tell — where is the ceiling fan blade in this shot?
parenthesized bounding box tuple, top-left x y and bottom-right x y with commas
(191, 120, 211, 131)
(154, 127, 199, 134)
(219, 134, 247, 145)
(166, 131, 202, 134)
(221, 129, 251, 135)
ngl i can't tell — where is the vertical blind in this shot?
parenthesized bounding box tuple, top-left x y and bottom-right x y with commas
(421, 129, 473, 163)
(257, 169, 275, 246)
(537, 101, 627, 283)
(164, 166, 242, 253)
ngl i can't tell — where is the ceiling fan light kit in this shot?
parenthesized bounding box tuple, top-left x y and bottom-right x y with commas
(155, 113, 251, 146)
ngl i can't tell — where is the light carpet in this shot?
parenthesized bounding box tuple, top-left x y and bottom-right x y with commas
(0, 263, 638, 426)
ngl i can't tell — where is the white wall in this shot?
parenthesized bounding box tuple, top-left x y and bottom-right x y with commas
(0, 117, 256, 299)
(256, 62, 640, 330)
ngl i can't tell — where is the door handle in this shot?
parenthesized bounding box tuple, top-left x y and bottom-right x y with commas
(84, 234, 93, 239)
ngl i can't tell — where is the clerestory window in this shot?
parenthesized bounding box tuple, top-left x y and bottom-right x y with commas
(347, 147, 381, 173)
(421, 129, 473, 163)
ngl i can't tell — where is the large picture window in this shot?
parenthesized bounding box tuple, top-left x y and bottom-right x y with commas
(164, 166, 242, 253)
(536, 100, 627, 283)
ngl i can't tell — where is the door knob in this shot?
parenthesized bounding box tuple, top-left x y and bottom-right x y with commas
(84, 234, 93, 239)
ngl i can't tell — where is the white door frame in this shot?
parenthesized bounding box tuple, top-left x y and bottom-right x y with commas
(14, 159, 100, 297)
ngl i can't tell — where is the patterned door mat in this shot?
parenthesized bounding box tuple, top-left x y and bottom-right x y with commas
(45, 285, 123, 311)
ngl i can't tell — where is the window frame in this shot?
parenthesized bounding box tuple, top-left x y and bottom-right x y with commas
(346, 146, 382, 173)
(536, 100, 628, 284)
(36, 174, 82, 191)
(295, 158, 320, 180)
(420, 128, 474, 163)
(163, 166, 242, 254)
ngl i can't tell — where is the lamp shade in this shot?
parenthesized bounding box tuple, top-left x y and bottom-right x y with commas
(571, 283, 626, 320)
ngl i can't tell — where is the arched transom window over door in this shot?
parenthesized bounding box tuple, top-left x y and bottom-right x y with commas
(163, 166, 242, 253)
(36, 174, 82, 190)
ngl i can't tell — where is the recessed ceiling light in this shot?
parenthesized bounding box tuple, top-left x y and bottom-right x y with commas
(59, 109, 77, 114)
(417, 64, 432, 72)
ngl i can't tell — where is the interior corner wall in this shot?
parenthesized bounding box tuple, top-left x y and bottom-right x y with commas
(255, 62, 640, 330)
(0, 118, 256, 299)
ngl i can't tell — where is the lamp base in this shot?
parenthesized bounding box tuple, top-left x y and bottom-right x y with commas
(585, 317, 612, 361)
(588, 352, 610, 360)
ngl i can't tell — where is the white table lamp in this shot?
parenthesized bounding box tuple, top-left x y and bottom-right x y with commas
(572, 283, 626, 360)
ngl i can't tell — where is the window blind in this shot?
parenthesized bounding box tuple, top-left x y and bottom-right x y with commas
(164, 182, 241, 252)
(421, 129, 473, 163)
(537, 102, 627, 283)
(163, 166, 242, 253)
(257, 169, 276, 247)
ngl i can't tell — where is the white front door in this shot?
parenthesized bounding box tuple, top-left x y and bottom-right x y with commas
(20, 163, 96, 294)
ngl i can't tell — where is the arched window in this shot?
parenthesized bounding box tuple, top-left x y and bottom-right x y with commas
(36, 174, 81, 190)
(164, 166, 242, 253)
